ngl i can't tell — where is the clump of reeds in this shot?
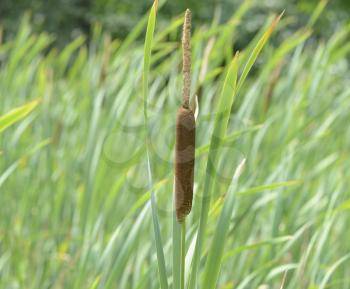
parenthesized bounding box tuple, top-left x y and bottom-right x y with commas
(175, 9, 196, 223)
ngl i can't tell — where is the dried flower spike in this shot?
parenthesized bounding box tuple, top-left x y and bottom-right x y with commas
(175, 9, 195, 223)
(182, 9, 192, 109)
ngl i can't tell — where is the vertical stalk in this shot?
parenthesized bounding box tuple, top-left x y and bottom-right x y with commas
(175, 9, 194, 289)
(181, 220, 186, 289)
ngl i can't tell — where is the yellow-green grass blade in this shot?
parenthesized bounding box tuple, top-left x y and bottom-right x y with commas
(202, 159, 246, 289)
(236, 12, 283, 95)
(187, 52, 239, 289)
(319, 254, 350, 289)
(118, 0, 167, 56)
(142, 1, 169, 289)
(307, 0, 328, 28)
(0, 99, 40, 134)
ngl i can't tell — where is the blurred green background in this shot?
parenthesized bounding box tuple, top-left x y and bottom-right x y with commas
(1, 0, 349, 45)
(1, 0, 350, 289)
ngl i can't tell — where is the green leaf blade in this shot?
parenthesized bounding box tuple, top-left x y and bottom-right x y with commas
(0, 99, 40, 134)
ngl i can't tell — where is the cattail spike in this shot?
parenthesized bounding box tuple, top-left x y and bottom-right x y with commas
(175, 9, 195, 223)
(175, 106, 195, 222)
(182, 9, 192, 109)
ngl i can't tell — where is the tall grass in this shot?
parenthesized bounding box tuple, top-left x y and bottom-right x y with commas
(1, 1, 350, 289)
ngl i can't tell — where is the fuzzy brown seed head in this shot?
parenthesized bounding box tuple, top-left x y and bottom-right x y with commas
(175, 9, 195, 223)
(175, 106, 195, 222)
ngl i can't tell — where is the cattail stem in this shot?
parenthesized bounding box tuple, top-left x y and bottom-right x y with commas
(180, 220, 186, 289)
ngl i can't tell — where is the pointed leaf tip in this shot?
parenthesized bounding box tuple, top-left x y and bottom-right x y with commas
(279, 10, 286, 19)
(269, 10, 284, 32)
(153, 0, 158, 13)
(234, 158, 246, 179)
(274, 10, 285, 26)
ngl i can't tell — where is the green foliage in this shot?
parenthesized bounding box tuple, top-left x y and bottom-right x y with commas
(0, 0, 349, 45)
(1, 1, 350, 289)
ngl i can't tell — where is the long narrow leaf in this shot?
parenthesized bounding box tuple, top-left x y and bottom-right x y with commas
(0, 99, 40, 133)
(236, 12, 283, 94)
(202, 159, 246, 289)
(142, 1, 169, 289)
(187, 52, 239, 289)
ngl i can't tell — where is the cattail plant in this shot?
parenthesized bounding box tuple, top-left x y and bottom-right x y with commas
(175, 9, 196, 223)
(141, 3, 283, 289)
(174, 10, 195, 289)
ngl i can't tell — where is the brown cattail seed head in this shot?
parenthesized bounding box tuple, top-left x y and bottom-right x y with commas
(175, 106, 195, 222)
(175, 9, 195, 223)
